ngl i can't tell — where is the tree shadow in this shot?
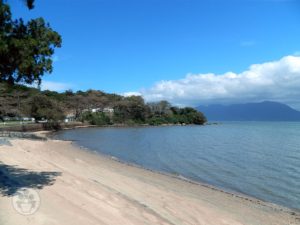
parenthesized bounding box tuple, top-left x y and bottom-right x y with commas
(0, 162, 61, 196)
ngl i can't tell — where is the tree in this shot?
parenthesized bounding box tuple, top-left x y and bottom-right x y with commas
(0, 82, 39, 117)
(148, 101, 172, 116)
(24, 0, 35, 9)
(113, 96, 148, 123)
(0, 0, 35, 9)
(28, 95, 64, 121)
(0, 2, 61, 85)
(80, 112, 111, 126)
(178, 107, 207, 124)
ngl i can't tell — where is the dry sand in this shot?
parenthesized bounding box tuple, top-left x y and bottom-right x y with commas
(0, 137, 299, 225)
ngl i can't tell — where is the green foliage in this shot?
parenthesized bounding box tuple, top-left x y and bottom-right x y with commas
(42, 90, 66, 101)
(0, 82, 207, 126)
(27, 95, 64, 121)
(145, 111, 206, 125)
(145, 102, 207, 125)
(146, 116, 168, 125)
(24, 0, 35, 9)
(171, 107, 207, 124)
(147, 100, 172, 116)
(80, 112, 111, 126)
(113, 96, 148, 124)
(0, 3, 62, 85)
(0, 82, 38, 116)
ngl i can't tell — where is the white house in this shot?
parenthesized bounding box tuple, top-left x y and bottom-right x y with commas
(103, 107, 114, 113)
(64, 112, 76, 123)
(91, 108, 102, 113)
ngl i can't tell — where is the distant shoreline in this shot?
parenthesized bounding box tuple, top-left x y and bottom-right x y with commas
(0, 121, 210, 134)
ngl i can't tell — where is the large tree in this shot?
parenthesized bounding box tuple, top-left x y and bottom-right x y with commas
(0, 0, 61, 85)
(27, 95, 64, 121)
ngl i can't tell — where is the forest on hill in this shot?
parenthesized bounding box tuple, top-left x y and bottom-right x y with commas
(0, 82, 207, 126)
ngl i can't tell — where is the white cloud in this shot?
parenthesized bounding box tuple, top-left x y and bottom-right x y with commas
(122, 92, 142, 97)
(138, 56, 300, 109)
(40, 81, 73, 92)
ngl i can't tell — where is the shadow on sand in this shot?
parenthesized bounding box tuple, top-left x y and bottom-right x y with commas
(0, 162, 61, 196)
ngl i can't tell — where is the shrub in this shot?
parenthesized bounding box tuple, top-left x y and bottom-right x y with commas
(81, 112, 111, 126)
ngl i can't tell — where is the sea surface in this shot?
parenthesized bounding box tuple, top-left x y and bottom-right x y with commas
(54, 122, 300, 210)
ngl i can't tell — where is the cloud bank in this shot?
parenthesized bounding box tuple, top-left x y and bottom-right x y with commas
(136, 56, 300, 109)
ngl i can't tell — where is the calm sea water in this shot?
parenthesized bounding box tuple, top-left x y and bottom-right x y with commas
(54, 122, 300, 210)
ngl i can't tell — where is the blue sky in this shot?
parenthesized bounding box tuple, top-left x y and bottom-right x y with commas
(9, 0, 300, 108)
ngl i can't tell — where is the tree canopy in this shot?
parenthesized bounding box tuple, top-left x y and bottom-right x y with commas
(0, 1, 61, 85)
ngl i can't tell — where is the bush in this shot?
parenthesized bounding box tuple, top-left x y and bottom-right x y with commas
(145, 107, 206, 125)
(146, 117, 167, 125)
(42, 121, 62, 131)
(81, 112, 111, 126)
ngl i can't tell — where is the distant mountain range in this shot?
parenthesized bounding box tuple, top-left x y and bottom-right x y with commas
(197, 101, 300, 121)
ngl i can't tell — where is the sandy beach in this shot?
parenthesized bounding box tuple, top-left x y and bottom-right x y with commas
(0, 136, 299, 225)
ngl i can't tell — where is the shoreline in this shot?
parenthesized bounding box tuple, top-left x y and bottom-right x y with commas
(0, 121, 209, 133)
(0, 137, 299, 225)
(73, 140, 300, 216)
(50, 128, 299, 214)
(69, 139, 299, 215)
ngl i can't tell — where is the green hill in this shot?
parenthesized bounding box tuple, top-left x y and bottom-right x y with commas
(0, 82, 206, 126)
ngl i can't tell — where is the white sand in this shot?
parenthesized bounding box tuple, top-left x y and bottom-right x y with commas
(0, 138, 299, 225)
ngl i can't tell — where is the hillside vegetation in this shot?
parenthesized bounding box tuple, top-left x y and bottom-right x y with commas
(0, 82, 206, 126)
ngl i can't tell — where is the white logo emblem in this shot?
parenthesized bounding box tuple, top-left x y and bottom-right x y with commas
(12, 188, 40, 215)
